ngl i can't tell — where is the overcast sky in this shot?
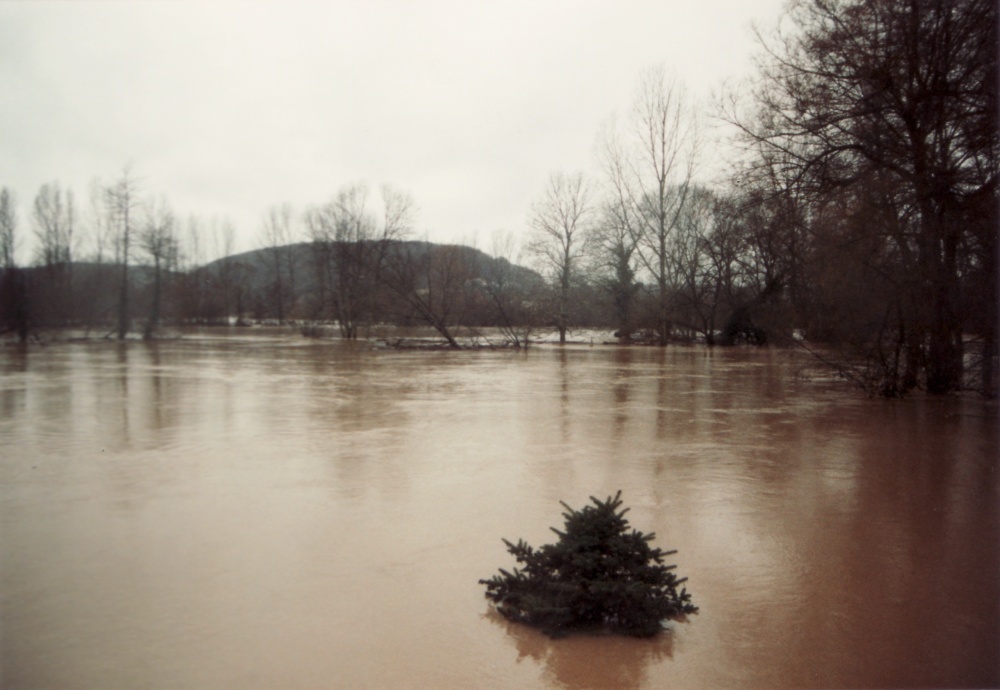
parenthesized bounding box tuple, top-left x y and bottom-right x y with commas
(1, 0, 785, 262)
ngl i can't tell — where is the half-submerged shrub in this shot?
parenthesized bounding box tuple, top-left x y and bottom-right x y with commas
(480, 491, 697, 638)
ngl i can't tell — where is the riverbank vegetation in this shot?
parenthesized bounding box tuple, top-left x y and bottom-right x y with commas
(1, 0, 995, 397)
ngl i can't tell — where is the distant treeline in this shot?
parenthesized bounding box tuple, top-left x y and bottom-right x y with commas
(0, 236, 770, 348)
(2, 0, 997, 398)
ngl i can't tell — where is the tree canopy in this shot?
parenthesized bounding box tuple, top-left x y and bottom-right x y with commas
(480, 491, 697, 638)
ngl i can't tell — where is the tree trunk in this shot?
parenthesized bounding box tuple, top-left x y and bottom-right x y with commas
(144, 258, 161, 340)
(117, 261, 129, 339)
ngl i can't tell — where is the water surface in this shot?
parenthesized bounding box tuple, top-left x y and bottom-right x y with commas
(2, 332, 997, 688)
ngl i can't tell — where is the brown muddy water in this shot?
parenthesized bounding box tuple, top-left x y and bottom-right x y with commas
(1, 331, 997, 689)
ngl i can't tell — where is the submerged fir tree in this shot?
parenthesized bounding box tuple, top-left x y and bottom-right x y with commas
(480, 491, 697, 638)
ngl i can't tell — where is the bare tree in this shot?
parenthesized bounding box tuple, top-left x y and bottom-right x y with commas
(105, 167, 140, 339)
(725, 0, 997, 394)
(219, 222, 257, 327)
(258, 203, 298, 322)
(0, 187, 27, 341)
(698, 193, 750, 342)
(173, 214, 209, 322)
(526, 172, 595, 344)
(481, 230, 543, 347)
(381, 240, 474, 348)
(217, 219, 237, 321)
(669, 185, 719, 340)
(306, 183, 414, 338)
(665, 186, 777, 344)
(86, 179, 115, 264)
(140, 196, 177, 339)
(32, 182, 76, 269)
(590, 197, 641, 342)
(600, 67, 700, 345)
(31, 182, 77, 325)
(68, 179, 119, 333)
(0, 188, 16, 270)
(308, 184, 376, 338)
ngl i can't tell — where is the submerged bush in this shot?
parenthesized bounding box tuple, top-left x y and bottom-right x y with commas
(480, 491, 697, 638)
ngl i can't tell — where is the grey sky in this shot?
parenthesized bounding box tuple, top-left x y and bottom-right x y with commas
(1, 0, 784, 261)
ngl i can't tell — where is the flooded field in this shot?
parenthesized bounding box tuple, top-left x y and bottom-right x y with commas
(1, 331, 997, 689)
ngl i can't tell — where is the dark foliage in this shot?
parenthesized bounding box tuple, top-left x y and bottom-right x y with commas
(480, 491, 697, 638)
(721, 305, 767, 346)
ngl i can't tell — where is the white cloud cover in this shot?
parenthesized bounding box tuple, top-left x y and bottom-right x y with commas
(0, 0, 784, 261)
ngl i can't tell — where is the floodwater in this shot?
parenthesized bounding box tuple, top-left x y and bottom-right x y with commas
(1, 331, 997, 689)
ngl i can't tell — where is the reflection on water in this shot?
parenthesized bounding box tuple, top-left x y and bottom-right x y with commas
(485, 609, 674, 690)
(1, 331, 997, 689)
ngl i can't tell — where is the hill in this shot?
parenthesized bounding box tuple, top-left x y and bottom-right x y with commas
(199, 240, 543, 298)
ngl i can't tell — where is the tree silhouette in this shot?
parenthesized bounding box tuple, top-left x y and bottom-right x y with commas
(481, 491, 697, 638)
